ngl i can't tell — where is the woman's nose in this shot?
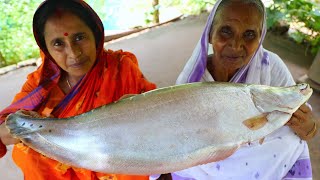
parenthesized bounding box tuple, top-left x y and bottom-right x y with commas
(229, 37, 244, 50)
(67, 44, 82, 59)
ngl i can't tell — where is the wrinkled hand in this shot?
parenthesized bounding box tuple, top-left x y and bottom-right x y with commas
(286, 104, 317, 140)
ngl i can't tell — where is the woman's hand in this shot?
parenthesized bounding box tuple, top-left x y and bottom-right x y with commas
(0, 122, 20, 146)
(0, 121, 20, 158)
(286, 104, 318, 140)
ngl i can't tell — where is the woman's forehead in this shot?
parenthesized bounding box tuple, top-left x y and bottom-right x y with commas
(47, 11, 81, 23)
(215, 2, 263, 27)
(44, 12, 89, 37)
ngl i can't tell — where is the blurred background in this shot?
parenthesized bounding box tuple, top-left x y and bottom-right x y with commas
(0, 0, 319, 68)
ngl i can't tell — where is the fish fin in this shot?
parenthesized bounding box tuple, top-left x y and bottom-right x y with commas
(259, 137, 265, 145)
(243, 113, 268, 130)
(265, 110, 291, 124)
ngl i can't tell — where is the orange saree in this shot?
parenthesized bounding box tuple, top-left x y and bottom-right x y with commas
(1, 49, 156, 180)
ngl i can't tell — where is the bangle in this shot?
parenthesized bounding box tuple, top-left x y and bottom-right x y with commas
(306, 122, 317, 138)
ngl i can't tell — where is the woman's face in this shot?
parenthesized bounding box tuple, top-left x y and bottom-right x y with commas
(210, 2, 263, 74)
(44, 12, 97, 78)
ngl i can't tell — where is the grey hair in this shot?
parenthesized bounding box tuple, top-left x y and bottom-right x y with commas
(210, 0, 265, 39)
(216, 0, 264, 18)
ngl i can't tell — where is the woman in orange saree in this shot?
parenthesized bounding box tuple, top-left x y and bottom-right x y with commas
(0, 0, 156, 179)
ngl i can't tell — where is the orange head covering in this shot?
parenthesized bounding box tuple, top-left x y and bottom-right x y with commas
(0, 0, 105, 122)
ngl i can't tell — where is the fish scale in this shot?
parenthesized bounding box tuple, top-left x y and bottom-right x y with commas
(5, 82, 312, 175)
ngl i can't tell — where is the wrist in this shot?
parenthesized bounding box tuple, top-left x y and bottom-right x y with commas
(305, 122, 317, 139)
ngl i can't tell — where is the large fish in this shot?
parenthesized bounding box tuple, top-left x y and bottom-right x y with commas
(5, 82, 312, 175)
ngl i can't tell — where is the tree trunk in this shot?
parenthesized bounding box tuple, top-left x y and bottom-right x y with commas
(0, 51, 5, 67)
(152, 0, 160, 24)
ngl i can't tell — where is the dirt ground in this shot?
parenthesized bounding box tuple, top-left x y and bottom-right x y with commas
(0, 13, 319, 179)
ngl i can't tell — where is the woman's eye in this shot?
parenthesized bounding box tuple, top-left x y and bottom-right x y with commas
(244, 31, 256, 40)
(75, 35, 85, 41)
(53, 40, 63, 47)
(220, 27, 232, 37)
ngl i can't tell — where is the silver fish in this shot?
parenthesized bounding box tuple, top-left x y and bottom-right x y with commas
(5, 82, 312, 175)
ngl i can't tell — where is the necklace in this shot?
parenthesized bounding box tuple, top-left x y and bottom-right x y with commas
(66, 78, 72, 89)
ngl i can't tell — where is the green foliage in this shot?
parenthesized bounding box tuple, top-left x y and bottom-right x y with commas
(85, 0, 107, 22)
(0, 0, 40, 67)
(267, 0, 320, 55)
(144, 5, 158, 25)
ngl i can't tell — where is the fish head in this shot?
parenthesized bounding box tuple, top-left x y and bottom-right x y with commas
(250, 83, 313, 114)
(6, 110, 45, 137)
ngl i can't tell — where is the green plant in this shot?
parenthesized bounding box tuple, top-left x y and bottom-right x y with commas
(0, 0, 40, 67)
(267, 0, 320, 55)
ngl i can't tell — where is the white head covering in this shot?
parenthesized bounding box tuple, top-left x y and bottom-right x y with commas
(176, 0, 270, 85)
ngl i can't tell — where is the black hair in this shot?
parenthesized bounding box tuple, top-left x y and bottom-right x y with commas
(33, 0, 104, 52)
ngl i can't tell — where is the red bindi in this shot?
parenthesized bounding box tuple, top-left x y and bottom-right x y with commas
(64, 32, 69, 36)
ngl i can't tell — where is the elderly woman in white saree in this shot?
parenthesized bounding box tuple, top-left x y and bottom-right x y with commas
(151, 0, 317, 179)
